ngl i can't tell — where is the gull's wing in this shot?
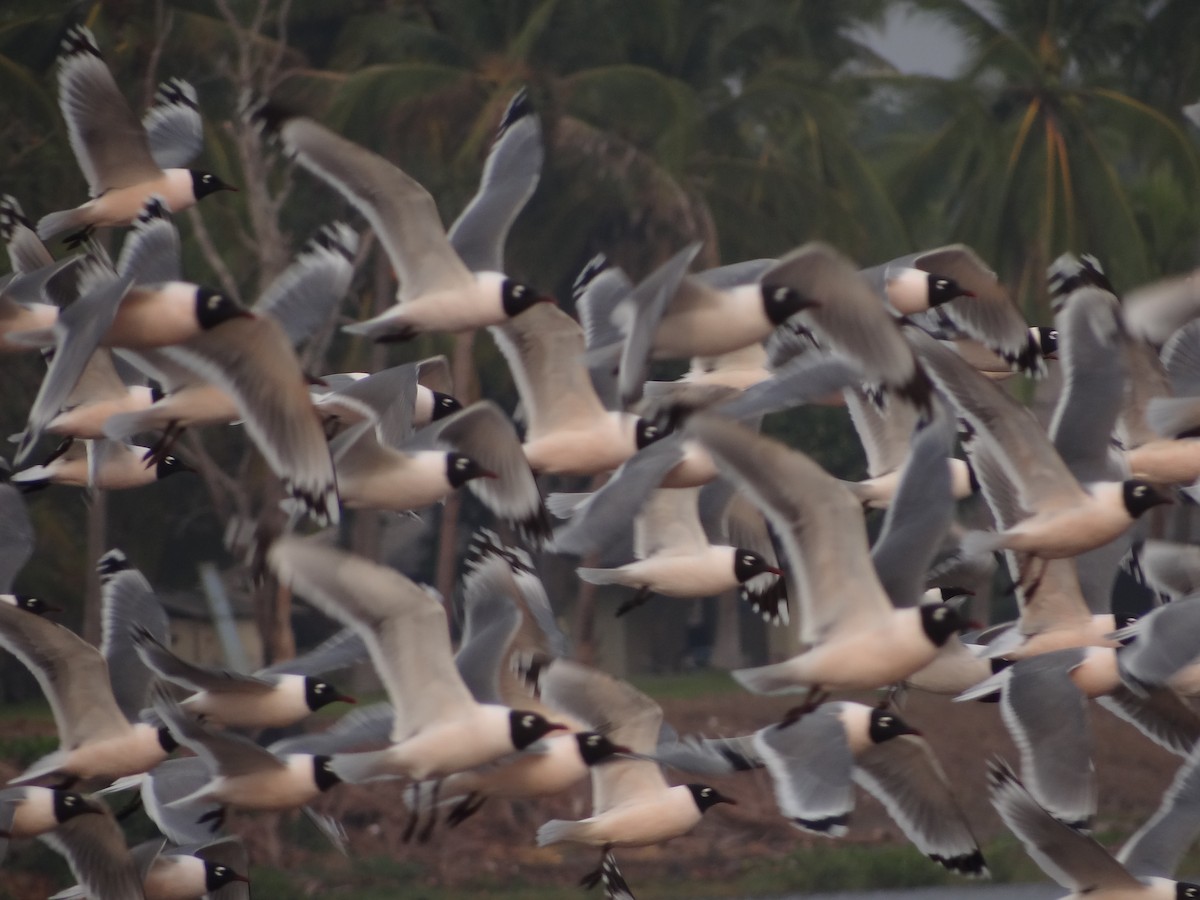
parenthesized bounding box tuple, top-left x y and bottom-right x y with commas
(0, 600, 130, 748)
(153, 687, 284, 778)
(575, 254, 630, 351)
(257, 627, 368, 679)
(1097, 686, 1200, 758)
(139, 757, 225, 846)
(2, 195, 56, 275)
(142, 78, 203, 171)
(133, 626, 273, 694)
(908, 326, 1085, 514)
(41, 803, 145, 900)
(687, 415, 891, 644)
(1049, 286, 1126, 484)
(1161, 319, 1200, 395)
(0, 477, 34, 593)
(549, 435, 687, 558)
(56, 26, 160, 196)
(616, 243, 702, 408)
(853, 733, 986, 875)
(114, 198, 182, 286)
(253, 222, 357, 348)
(1001, 649, 1096, 828)
(1135, 541, 1200, 601)
(870, 411, 955, 609)
(1118, 740, 1200, 878)
(714, 486, 790, 625)
(268, 702, 394, 758)
(767, 243, 932, 416)
(987, 758, 1142, 893)
(96, 550, 170, 721)
(161, 315, 338, 526)
(447, 88, 542, 274)
(14, 272, 133, 465)
(1116, 597, 1200, 691)
(694, 259, 777, 290)
(269, 536, 477, 741)
(316, 362, 418, 448)
(634, 487, 709, 559)
(753, 705, 855, 835)
(537, 659, 666, 813)
(1123, 268, 1200, 346)
(277, 115, 472, 302)
(490, 303, 609, 439)
(653, 733, 763, 776)
(453, 554, 525, 706)
(709, 354, 859, 422)
(845, 385, 917, 478)
(912, 244, 1038, 377)
(434, 400, 549, 544)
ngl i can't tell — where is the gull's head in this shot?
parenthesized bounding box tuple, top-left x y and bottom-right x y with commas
(304, 677, 356, 712)
(501, 279, 555, 318)
(446, 452, 496, 488)
(509, 709, 568, 750)
(687, 783, 737, 812)
(732, 549, 783, 584)
(918, 602, 966, 647)
(759, 283, 819, 326)
(1122, 480, 1175, 518)
(190, 170, 238, 199)
(868, 707, 920, 744)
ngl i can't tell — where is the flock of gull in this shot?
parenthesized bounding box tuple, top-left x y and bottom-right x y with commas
(8, 22, 1200, 900)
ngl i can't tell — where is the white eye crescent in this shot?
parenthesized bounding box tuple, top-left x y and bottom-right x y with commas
(772, 287, 790, 301)
(878, 716, 892, 726)
(522, 715, 535, 727)
(933, 607, 947, 620)
(64, 796, 76, 805)
(587, 735, 599, 745)
(1133, 485, 1147, 497)
(701, 788, 712, 796)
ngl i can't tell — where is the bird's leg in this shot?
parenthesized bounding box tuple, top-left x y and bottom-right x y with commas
(417, 778, 441, 844)
(447, 792, 486, 828)
(579, 844, 612, 890)
(778, 686, 829, 728)
(142, 421, 183, 468)
(402, 782, 422, 843)
(114, 792, 144, 821)
(615, 587, 652, 618)
(876, 684, 900, 711)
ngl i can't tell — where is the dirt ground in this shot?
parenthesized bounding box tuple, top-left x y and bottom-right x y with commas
(0, 686, 1184, 898)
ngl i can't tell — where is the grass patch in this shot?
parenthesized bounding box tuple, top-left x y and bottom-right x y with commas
(631, 669, 741, 700)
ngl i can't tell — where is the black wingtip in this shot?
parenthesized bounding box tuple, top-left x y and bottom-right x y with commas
(96, 549, 130, 577)
(929, 849, 988, 878)
(247, 98, 302, 136)
(790, 813, 849, 834)
(572, 253, 611, 302)
(154, 77, 198, 111)
(739, 578, 789, 627)
(0, 195, 32, 240)
(60, 24, 101, 60)
(497, 87, 533, 137)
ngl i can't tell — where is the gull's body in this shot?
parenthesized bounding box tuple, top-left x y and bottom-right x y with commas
(268, 537, 564, 785)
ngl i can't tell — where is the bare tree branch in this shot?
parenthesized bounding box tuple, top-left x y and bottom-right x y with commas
(185, 206, 243, 303)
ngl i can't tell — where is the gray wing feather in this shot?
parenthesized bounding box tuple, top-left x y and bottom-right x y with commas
(1117, 597, 1200, 690)
(550, 435, 686, 558)
(987, 759, 1142, 892)
(1097, 686, 1200, 758)
(0, 481, 34, 593)
(56, 26, 160, 195)
(1119, 740, 1200, 877)
(40, 805, 146, 900)
(1161, 319, 1200, 395)
(753, 706, 854, 835)
(454, 556, 524, 705)
(258, 627, 368, 679)
(116, 199, 182, 285)
(1136, 541, 1200, 601)
(576, 259, 631, 351)
(142, 78, 202, 170)
(447, 89, 542, 274)
(0, 793, 15, 864)
(694, 259, 777, 290)
(1, 195, 55, 274)
(317, 363, 418, 448)
(253, 222, 357, 347)
(653, 734, 763, 776)
(1049, 287, 1126, 483)
(1000, 649, 1096, 827)
(134, 626, 273, 694)
(434, 400, 548, 544)
(871, 410, 955, 608)
(853, 734, 985, 874)
(14, 273, 133, 465)
(97, 551, 171, 721)
(714, 355, 859, 421)
(152, 686, 284, 778)
(268, 702, 395, 757)
(617, 244, 702, 408)
(141, 757, 225, 845)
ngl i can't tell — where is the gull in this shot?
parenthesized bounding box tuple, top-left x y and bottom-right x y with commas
(534, 658, 735, 889)
(959, 642, 1200, 832)
(264, 109, 551, 341)
(132, 625, 361, 729)
(50, 834, 251, 900)
(268, 536, 566, 784)
(687, 414, 966, 698)
(652, 702, 986, 876)
(0, 465, 51, 615)
(909, 328, 1172, 565)
(0, 550, 178, 788)
(313, 356, 461, 440)
(768, 242, 935, 417)
(38, 26, 233, 245)
(37, 798, 144, 899)
(0, 788, 103, 863)
(874, 244, 1044, 376)
(403, 540, 627, 838)
(575, 485, 783, 619)
(491, 302, 666, 476)
(989, 757, 1200, 899)
(0, 195, 77, 352)
(12, 438, 191, 493)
